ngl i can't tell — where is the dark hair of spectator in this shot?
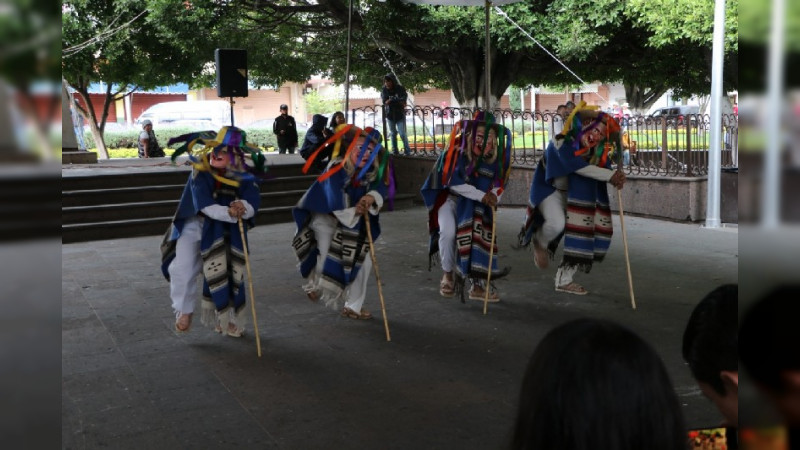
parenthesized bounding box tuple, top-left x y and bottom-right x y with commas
(740, 285, 800, 392)
(682, 284, 738, 395)
(329, 111, 346, 129)
(510, 318, 686, 450)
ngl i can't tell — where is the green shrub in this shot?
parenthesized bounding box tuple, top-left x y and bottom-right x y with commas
(83, 127, 299, 157)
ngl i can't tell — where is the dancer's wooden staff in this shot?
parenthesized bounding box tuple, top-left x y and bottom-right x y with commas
(483, 205, 498, 315)
(614, 142, 636, 310)
(616, 189, 636, 310)
(363, 212, 391, 342)
(238, 218, 263, 357)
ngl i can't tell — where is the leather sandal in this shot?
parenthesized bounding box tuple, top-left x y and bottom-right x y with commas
(214, 321, 245, 337)
(555, 282, 588, 296)
(226, 323, 245, 338)
(468, 287, 500, 303)
(341, 307, 372, 320)
(306, 290, 320, 302)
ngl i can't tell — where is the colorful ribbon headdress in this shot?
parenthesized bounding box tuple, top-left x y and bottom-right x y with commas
(566, 101, 622, 167)
(436, 111, 513, 194)
(167, 126, 267, 187)
(302, 124, 391, 187)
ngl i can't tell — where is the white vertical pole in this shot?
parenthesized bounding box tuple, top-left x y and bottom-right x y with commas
(124, 93, 133, 126)
(344, 0, 353, 113)
(484, 0, 492, 109)
(704, 0, 727, 228)
(763, 0, 785, 228)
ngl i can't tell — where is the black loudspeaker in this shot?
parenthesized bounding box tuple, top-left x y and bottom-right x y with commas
(215, 48, 248, 98)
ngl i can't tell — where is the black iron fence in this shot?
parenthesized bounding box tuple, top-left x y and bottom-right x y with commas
(349, 105, 739, 177)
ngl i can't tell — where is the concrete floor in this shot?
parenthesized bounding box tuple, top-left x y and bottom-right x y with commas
(61, 205, 738, 449)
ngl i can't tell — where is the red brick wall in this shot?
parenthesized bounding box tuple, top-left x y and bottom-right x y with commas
(536, 94, 565, 113)
(73, 94, 117, 125)
(581, 92, 606, 108)
(71, 92, 187, 124)
(498, 94, 511, 110)
(410, 88, 450, 108)
(20, 93, 62, 123)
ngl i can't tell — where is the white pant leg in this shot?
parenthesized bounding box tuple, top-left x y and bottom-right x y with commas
(343, 255, 372, 313)
(534, 191, 579, 288)
(535, 190, 567, 245)
(168, 217, 203, 315)
(437, 197, 457, 273)
(555, 265, 578, 288)
(301, 213, 337, 294)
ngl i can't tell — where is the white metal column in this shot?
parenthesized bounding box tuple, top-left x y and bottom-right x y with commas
(704, 0, 727, 228)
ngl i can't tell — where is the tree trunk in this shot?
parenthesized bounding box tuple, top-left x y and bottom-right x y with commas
(440, 46, 515, 110)
(624, 84, 668, 114)
(86, 120, 109, 159)
(71, 86, 109, 159)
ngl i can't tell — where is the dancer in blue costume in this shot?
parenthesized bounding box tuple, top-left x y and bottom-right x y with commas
(421, 111, 512, 303)
(518, 102, 626, 296)
(292, 124, 394, 320)
(160, 126, 266, 336)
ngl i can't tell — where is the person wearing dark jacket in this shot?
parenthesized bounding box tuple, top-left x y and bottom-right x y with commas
(299, 114, 332, 173)
(381, 74, 411, 155)
(273, 104, 298, 154)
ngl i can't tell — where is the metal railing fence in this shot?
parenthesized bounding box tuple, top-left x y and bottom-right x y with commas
(349, 105, 738, 176)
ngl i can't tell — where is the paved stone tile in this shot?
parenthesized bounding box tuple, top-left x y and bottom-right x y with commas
(62, 205, 738, 445)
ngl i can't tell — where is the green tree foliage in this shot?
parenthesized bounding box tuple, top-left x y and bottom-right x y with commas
(738, 0, 800, 90)
(508, 85, 522, 110)
(228, 0, 737, 110)
(304, 90, 343, 116)
(0, 0, 60, 155)
(62, 0, 229, 156)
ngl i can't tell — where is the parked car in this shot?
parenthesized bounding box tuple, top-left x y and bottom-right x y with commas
(158, 119, 219, 130)
(135, 100, 231, 129)
(648, 105, 700, 127)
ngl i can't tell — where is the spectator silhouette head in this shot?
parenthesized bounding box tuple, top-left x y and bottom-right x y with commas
(383, 73, 397, 89)
(329, 111, 346, 129)
(682, 284, 738, 426)
(740, 285, 800, 426)
(511, 318, 686, 450)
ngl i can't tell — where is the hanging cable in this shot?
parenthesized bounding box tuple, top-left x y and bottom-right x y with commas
(494, 6, 606, 102)
(63, 10, 147, 57)
(355, 9, 435, 139)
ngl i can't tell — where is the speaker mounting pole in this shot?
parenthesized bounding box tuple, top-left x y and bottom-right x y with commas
(228, 97, 235, 127)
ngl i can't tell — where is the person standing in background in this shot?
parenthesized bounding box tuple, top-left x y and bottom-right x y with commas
(273, 104, 298, 154)
(381, 74, 411, 156)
